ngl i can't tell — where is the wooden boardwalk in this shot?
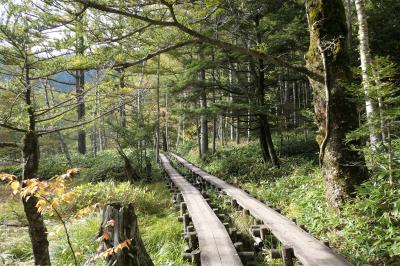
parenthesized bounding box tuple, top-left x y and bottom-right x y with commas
(159, 154, 243, 266)
(171, 153, 353, 266)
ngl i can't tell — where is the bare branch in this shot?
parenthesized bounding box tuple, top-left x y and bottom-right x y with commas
(37, 97, 134, 136)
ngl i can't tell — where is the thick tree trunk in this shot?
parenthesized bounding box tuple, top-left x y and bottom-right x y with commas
(305, 0, 368, 208)
(99, 203, 153, 266)
(354, 0, 381, 149)
(22, 131, 51, 265)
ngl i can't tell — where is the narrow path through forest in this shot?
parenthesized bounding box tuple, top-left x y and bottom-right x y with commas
(170, 153, 352, 266)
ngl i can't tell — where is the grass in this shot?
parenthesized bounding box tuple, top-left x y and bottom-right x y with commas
(0, 181, 188, 266)
(0, 149, 189, 266)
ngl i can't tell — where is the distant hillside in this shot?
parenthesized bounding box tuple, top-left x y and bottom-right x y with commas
(51, 70, 96, 92)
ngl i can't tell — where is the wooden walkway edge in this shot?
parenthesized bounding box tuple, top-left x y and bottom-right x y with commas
(171, 153, 353, 266)
(159, 154, 243, 266)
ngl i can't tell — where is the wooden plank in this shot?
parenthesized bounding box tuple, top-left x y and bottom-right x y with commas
(160, 154, 242, 266)
(171, 153, 353, 266)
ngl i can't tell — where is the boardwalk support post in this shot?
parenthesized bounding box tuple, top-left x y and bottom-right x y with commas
(282, 246, 294, 266)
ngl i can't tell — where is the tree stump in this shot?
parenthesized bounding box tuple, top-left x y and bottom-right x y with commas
(98, 203, 153, 266)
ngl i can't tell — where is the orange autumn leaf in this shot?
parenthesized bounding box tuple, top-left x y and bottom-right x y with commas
(62, 192, 77, 203)
(102, 231, 111, 241)
(0, 173, 16, 181)
(116, 239, 131, 251)
(35, 199, 47, 213)
(10, 181, 20, 194)
(51, 199, 60, 209)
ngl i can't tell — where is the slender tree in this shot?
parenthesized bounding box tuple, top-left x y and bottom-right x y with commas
(354, 0, 382, 149)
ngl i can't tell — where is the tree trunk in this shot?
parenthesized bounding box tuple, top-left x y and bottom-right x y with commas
(354, 0, 381, 150)
(254, 16, 280, 167)
(344, 0, 353, 51)
(45, 85, 72, 166)
(155, 55, 161, 162)
(116, 146, 140, 182)
(164, 92, 169, 150)
(119, 70, 127, 128)
(76, 18, 86, 154)
(305, 0, 368, 208)
(196, 115, 201, 158)
(22, 43, 51, 265)
(162, 130, 168, 152)
(199, 68, 208, 156)
(99, 203, 153, 266)
(22, 131, 51, 266)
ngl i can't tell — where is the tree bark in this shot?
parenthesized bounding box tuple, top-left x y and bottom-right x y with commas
(22, 131, 51, 266)
(155, 55, 161, 162)
(305, 0, 368, 208)
(119, 70, 127, 128)
(164, 92, 169, 150)
(199, 67, 208, 156)
(22, 38, 51, 264)
(99, 203, 153, 266)
(76, 15, 86, 154)
(162, 130, 168, 152)
(254, 16, 280, 167)
(343, 0, 353, 51)
(354, 0, 381, 149)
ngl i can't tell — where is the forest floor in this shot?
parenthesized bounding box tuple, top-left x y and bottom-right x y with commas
(0, 138, 399, 265)
(0, 153, 188, 265)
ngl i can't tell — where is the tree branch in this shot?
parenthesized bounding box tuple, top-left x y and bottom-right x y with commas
(75, 0, 324, 83)
(37, 98, 134, 136)
(0, 122, 27, 133)
(114, 40, 198, 70)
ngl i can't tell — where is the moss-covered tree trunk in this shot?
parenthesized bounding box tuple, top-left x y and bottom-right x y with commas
(305, 0, 367, 208)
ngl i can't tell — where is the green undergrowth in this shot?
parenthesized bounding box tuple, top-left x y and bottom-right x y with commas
(0, 150, 187, 266)
(179, 141, 400, 265)
(0, 149, 161, 182)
